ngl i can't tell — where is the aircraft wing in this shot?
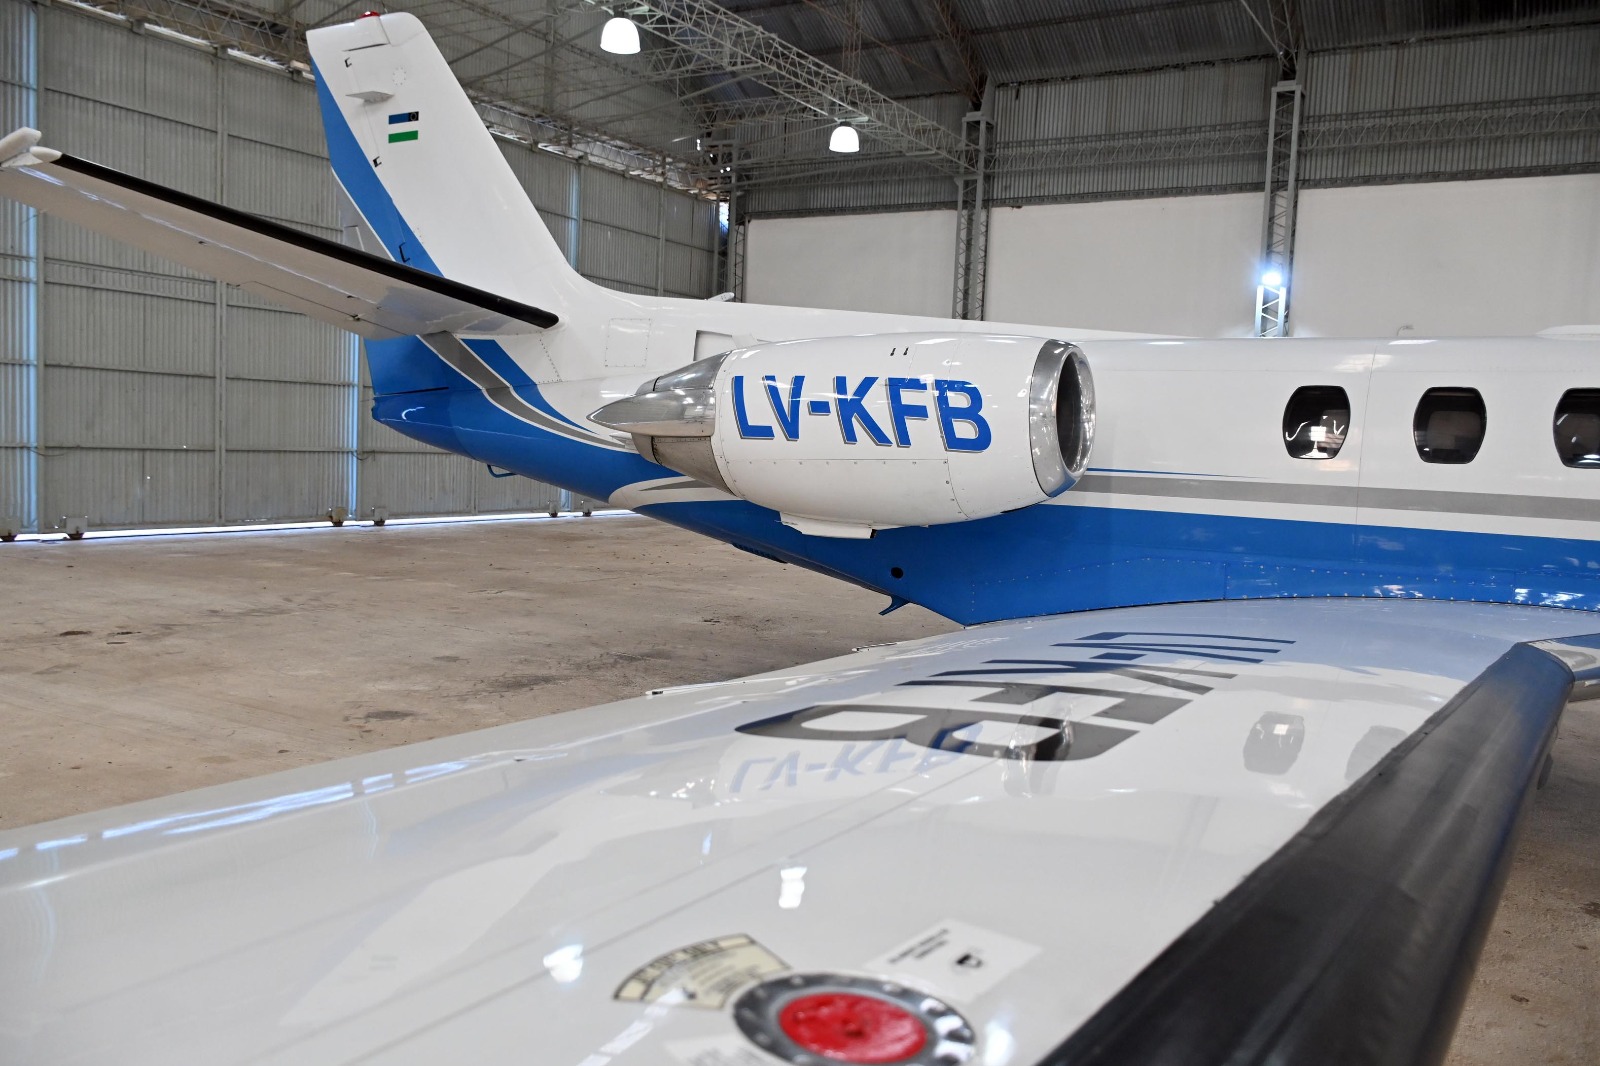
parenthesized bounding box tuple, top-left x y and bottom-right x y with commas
(0, 598, 1589, 1065)
(0, 127, 557, 339)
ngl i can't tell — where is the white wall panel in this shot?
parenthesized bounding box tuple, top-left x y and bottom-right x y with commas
(985, 194, 1262, 336)
(744, 178, 1600, 340)
(1291, 175, 1600, 337)
(745, 210, 956, 318)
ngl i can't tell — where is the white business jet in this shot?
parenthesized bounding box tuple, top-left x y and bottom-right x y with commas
(0, 12, 1596, 1066)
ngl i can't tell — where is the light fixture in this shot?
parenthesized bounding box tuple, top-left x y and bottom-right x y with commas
(828, 123, 859, 153)
(1260, 268, 1284, 288)
(600, 15, 640, 55)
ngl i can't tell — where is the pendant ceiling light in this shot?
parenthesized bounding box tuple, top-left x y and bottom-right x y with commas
(828, 124, 860, 153)
(600, 16, 641, 55)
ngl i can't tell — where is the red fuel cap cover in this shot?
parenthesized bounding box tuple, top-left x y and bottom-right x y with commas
(777, 992, 928, 1064)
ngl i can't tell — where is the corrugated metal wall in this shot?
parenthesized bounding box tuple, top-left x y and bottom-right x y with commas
(0, 2, 719, 533)
(990, 61, 1277, 205)
(741, 25, 1599, 218)
(0, 0, 36, 536)
(38, 9, 250, 529)
(1301, 26, 1600, 187)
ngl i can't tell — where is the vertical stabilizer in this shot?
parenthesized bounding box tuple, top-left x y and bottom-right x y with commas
(306, 13, 600, 323)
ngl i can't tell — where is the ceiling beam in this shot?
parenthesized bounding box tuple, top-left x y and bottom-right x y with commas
(925, 0, 985, 105)
(1237, 0, 1304, 76)
(624, 0, 969, 171)
(87, 0, 707, 179)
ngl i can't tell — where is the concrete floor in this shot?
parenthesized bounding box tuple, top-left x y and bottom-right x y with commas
(1, 515, 1594, 1062)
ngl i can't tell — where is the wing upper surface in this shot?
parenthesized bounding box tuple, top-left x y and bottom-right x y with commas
(0, 128, 557, 339)
(0, 599, 1586, 1065)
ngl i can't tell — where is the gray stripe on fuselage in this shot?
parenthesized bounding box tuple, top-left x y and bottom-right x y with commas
(637, 478, 711, 492)
(1074, 474, 1600, 523)
(1360, 486, 1600, 522)
(421, 333, 623, 450)
(1076, 475, 1358, 509)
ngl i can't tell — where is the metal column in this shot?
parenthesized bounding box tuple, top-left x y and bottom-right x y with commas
(567, 153, 583, 271)
(730, 218, 746, 301)
(722, 159, 743, 299)
(953, 93, 991, 321)
(1255, 78, 1303, 338)
(655, 155, 667, 296)
(212, 44, 228, 525)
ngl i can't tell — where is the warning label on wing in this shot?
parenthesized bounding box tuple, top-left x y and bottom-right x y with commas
(865, 919, 1040, 1000)
(615, 934, 787, 1010)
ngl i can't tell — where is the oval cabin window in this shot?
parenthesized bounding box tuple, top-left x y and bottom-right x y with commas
(1554, 389, 1600, 468)
(1413, 388, 1486, 465)
(1282, 386, 1350, 460)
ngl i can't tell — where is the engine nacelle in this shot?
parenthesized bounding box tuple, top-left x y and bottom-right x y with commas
(591, 333, 1094, 537)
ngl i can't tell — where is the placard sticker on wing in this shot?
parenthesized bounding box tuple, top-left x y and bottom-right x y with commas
(615, 934, 788, 1010)
(865, 920, 1041, 1000)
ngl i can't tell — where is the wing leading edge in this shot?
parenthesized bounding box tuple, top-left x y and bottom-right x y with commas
(0, 599, 1585, 1065)
(1046, 631, 1587, 1066)
(0, 127, 557, 339)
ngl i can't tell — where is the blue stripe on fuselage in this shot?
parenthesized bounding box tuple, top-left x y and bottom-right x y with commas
(371, 374, 663, 501)
(640, 498, 1600, 624)
(372, 377, 1600, 625)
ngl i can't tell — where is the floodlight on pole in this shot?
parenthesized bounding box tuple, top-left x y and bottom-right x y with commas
(828, 124, 859, 153)
(600, 16, 641, 55)
(1261, 268, 1284, 289)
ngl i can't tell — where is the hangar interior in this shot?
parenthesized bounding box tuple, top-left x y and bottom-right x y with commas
(0, 2, 1596, 1065)
(2, 0, 1597, 535)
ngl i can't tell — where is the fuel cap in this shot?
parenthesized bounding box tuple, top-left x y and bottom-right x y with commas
(733, 972, 976, 1065)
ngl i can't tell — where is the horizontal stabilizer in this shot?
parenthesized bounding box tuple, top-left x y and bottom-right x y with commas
(0, 128, 557, 339)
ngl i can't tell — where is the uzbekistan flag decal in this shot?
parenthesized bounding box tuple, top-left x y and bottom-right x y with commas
(388, 112, 420, 143)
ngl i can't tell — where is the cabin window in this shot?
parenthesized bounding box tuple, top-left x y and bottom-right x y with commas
(1413, 388, 1486, 464)
(1554, 389, 1600, 468)
(1282, 386, 1350, 459)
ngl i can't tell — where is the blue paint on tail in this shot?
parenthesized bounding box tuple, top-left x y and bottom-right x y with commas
(312, 60, 439, 274)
